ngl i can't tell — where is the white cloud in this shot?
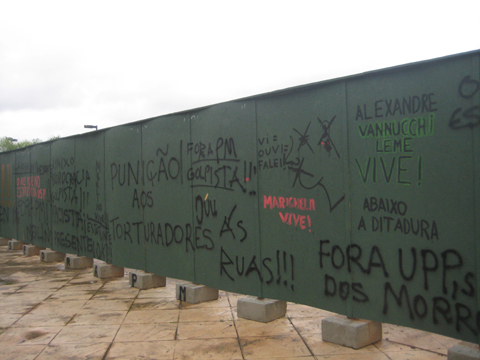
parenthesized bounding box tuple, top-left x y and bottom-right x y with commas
(1, 0, 479, 142)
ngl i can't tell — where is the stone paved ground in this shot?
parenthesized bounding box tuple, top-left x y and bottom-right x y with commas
(0, 244, 461, 359)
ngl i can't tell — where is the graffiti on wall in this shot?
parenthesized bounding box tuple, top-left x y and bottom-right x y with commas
(0, 53, 479, 343)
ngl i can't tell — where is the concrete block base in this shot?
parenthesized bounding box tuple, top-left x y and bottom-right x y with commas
(40, 250, 66, 263)
(322, 316, 382, 349)
(23, 245, 45, 257)
(176, 283, 219, 304)
(8, 239, 24, 250)
(129, 271, 166, 289)
(65, 255, 93, 269)
(94, 263, 124, 279)
(448, 342, 480, 360)
(0, 237, 9, 246)
(237, 297, 287, 323)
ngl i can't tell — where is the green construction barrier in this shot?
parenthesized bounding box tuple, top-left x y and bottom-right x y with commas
(1, 50, 479, 343)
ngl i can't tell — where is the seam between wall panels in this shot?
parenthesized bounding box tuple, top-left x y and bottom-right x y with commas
(28, 148, 31, 243)
(476, 53, 480, 345)
(141, 124, 146, 272)
(103, 131, 108, 263)
(50, 142, 53, 252)
(73, 139, 76, 255)
(343, 79, 354, 319)
(189, 112, 196, 284)
(14, 152, 17, 240)
(254, 98, 263, 298)
(474, 54, 480, 345)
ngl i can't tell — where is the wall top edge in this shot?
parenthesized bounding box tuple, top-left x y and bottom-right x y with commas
(2, 48, 479, 155)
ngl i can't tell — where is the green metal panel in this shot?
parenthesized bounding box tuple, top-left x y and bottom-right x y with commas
(142, 114, 195, 281)
(105, 124, 145, 269)
(14, 147, 32, 243)
(0, 151, 17, 239)
(346, 55, 479, 343)
(51, 138, 78, 254)
(256, 82, 349, 310)
(30, 143, 51, 249)
(75, 132, 109, 261)
(190, 101, 261, 295)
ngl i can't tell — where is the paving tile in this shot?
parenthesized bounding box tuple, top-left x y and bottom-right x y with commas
(36, 343, 110, 360)
(379, 350, 448, 359)
(0, 269, 22, 278)
(178, 307, 233, 322)
(10, 256, 41, 265)
(80, 299, 133, 312)
(101, 279, 131, 290)
(251, 358, 316, 360)
(68, 310, 128, 326)
(12, 312, 76, 327)
(0, 274, 20, 281)
(231, 307, 240, 321)
(174, 338, 243, 360)
(51, 324, 120, 344)
(374, 339, 425, 352)
(240, 334, 312, 359)
(93, 288, 140, 300)
(47, 289, 97, 301)
(115, 323, 177, 342)
(227, 295, 247, 308)
(432, 333, 463, 349)
(235, 317, 296, 338)
(0, 313, 24, 327)
(16, 278, 70, 292)
(289, 316, 323, 334)
(62, 283, 104, 291)
(302, 333, 384, 356)
(374, 340, 449, 359)
(315, 353, 390, 359)
(30, 299, 87, 314)
(123, 309, 180, 324)
(2, 271, 40, 283)
(107, 341, 175, 359)
(0, 299, 41, 314)
(1, 291, 51, 305)
(66, 275, 102, 285)
(0, 344, 46, 360)
(132, 298, 180, 310)
(0, 284, 25, 294)
(137, 286, 177, 299)
(41, 270, 78, 279)
(180, 296, 230, 309)
(0, 326, 62, 345)
(177, 321, 237, 340)
(382, 323, 460, 355)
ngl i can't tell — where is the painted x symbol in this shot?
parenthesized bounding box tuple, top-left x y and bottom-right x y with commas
(318, 116, 340, 158)
(293, 121, 314, 154)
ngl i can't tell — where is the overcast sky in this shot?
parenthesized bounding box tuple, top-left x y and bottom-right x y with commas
(1, 1, 479, 142)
